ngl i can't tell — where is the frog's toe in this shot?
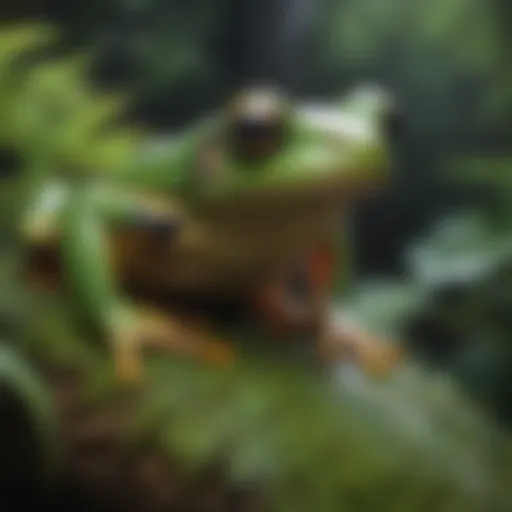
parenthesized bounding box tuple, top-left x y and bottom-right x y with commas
(199, 340, 236, 367)
(133, 308, 236, 369)
(113, 343, 144, 385)
(318, 320, 405, 378)
(357, 340, 405, 379)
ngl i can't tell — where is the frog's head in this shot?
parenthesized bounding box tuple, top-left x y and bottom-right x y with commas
(191, 84, 400, 218)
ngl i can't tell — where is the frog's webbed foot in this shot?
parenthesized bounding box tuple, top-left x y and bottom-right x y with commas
(111, 307, 235, 384)
(317, 316, 404, 378)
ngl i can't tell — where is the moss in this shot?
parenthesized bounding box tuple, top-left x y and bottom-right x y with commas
(16, 302, 512, 511)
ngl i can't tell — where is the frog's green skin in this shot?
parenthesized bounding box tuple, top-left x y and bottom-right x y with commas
(22, 85, 396, 376)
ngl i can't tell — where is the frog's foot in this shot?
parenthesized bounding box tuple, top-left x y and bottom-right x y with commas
(318, 318, 405, 378)
(117, 309, 235, 379)
(112, 335, 144, 384)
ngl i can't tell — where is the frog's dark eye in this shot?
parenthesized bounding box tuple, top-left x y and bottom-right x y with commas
(227, 86, 289, 162)
(229, 117, 285, 162)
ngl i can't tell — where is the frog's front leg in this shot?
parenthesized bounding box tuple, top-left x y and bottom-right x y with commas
(130, 305, 235, 368)
(80, 303, 235, 383)
(60, 186, 234, 383)
(316, 313, 404, 378)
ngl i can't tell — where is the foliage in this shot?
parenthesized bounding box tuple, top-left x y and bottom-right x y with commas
(318, 0, 499, 75)
(391, 193, 512, 422)
(0, 23, 141, 168)
(0, 22, 146, 247)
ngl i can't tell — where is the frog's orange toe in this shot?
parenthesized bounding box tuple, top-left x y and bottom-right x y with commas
(318, 321, 406, 378)
(114, 345, 144, 385)
(358, 342, 405, 379)
(200, 341, 236, 368)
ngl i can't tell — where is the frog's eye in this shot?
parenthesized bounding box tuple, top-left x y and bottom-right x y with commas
(227, 86, 289, 162)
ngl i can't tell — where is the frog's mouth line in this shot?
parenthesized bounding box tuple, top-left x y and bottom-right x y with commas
(197, 165, 388, 222)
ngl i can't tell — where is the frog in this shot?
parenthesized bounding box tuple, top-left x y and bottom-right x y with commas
(21, 84, 404, 382)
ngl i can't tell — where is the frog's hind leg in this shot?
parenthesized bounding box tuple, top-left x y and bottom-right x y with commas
(249, 245, 404, 377)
